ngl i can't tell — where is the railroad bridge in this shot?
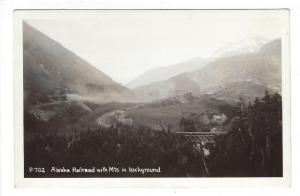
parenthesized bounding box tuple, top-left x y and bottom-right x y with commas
(176, 131, 228, 176)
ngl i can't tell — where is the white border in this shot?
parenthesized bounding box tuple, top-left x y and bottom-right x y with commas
(13, 9, 290, 188)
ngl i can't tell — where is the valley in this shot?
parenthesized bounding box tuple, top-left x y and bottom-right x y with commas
(23, 23, 282, 136)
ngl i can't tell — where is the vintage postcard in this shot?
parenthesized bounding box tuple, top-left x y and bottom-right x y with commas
(14, 10, 290, 187)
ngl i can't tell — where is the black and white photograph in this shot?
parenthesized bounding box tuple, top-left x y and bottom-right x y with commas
(13, 10, 290, 184)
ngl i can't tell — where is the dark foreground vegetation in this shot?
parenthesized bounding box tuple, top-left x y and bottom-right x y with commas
(24, 92, 282, 177)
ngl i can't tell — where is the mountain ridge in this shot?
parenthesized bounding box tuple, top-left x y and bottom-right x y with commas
(127, 36, 271, 89)
(23, 22, 127, 105)
(126, 57, 212, 89)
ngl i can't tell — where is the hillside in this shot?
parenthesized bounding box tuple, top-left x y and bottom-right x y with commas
(125, 93, 238, 132)
(23, 22, 127, 105)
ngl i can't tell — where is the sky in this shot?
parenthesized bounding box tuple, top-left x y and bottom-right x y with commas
(26, 10, 288, 85)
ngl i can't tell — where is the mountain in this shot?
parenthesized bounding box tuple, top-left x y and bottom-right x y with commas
(126, 57, 211, 88)
(23, 22, 127, 105)
(189, 39, 281, 92)
(127, 37, 269, 89)
(131, 72, 201, 102)
(23, 22, 133, 135)
(132, 39, 281, 102)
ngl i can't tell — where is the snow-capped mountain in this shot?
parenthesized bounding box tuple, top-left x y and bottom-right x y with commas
(212, 36, 269, 58)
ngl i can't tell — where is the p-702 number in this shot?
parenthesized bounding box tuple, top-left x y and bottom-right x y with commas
(28, 167, 45, 173)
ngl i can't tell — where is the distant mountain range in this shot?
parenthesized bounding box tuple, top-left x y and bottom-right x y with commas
(127, 36, 270, 89)
(126, 57, 212, 88)
(131, 39, 281, 102)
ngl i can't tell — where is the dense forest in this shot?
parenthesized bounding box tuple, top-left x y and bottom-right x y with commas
(24, 91, 282, 177)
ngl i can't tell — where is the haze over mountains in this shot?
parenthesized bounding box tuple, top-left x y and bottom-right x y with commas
(24, 22, 281, 105)
(23, 23, 282, 134)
